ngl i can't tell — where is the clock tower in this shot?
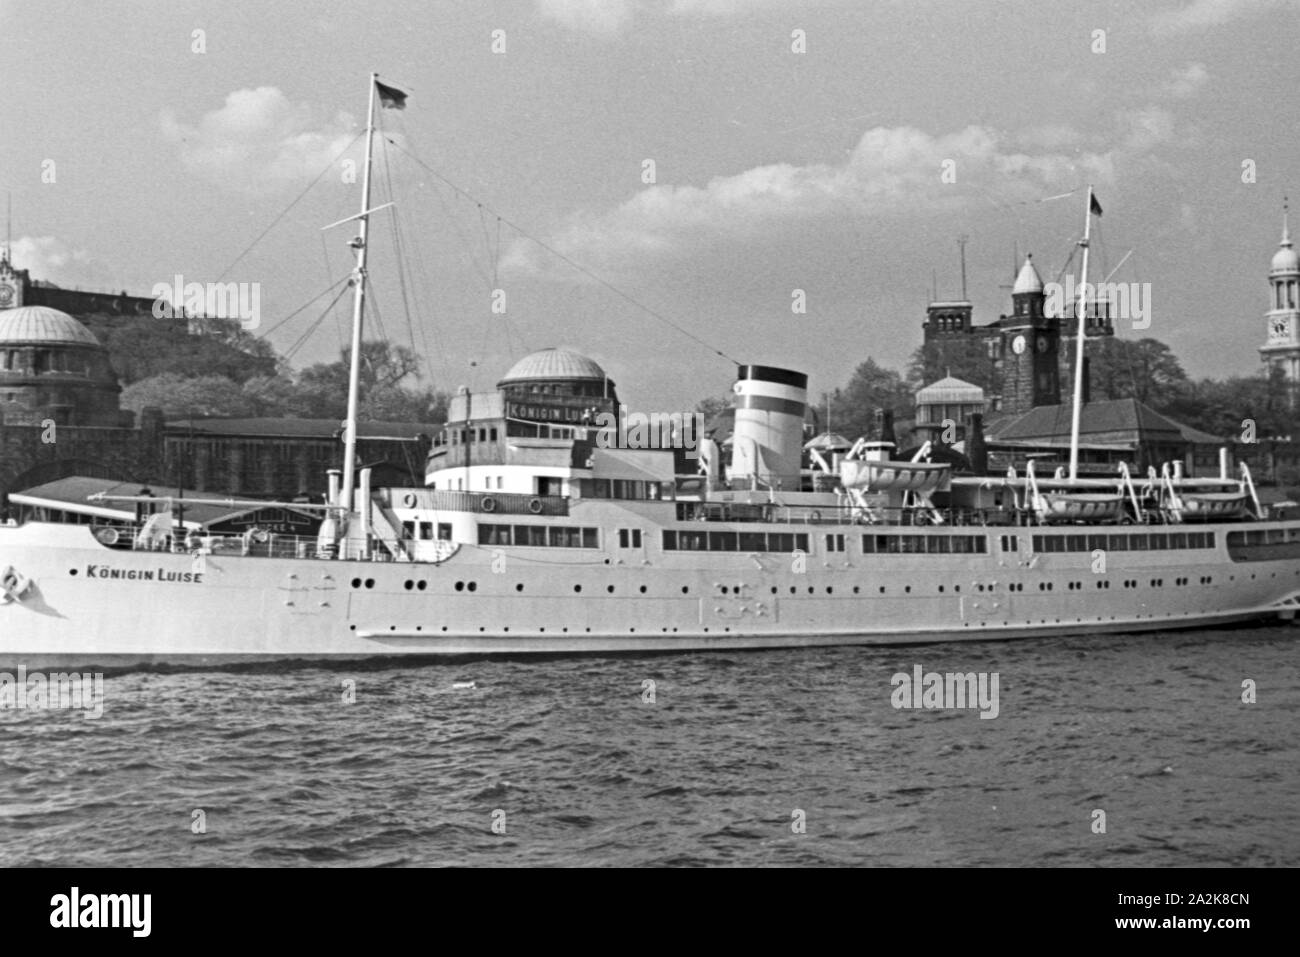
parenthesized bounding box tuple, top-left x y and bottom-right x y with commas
(1000, 255, 1059, 415)
(1260, 200, 1300, 394)
(0, 245, 24, 311)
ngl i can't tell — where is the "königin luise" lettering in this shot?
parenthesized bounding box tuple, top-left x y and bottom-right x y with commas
(84, 565, 203, 584)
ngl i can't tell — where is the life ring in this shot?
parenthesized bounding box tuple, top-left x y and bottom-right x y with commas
(402, 492, 418, 508)
(481, 496, 497, 513)
(527, 497, 543, 514)
(251, 528, 271, 545)
(810, 510, 821, 523)
(94, 526, 120, 546)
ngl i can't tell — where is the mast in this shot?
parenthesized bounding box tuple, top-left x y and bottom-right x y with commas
(1067, 185, 1095, 481)
(339, 73, 380, 521)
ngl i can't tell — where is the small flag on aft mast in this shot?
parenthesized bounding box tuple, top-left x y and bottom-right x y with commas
(1090, 192, 1103, 217)
(376, 79, 408, 110)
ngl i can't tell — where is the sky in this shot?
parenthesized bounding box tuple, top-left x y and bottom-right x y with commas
(2, 0, 1299, 412)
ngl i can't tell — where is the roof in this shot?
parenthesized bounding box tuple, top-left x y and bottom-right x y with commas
(916, 376, 984, 404)
(499, 348, 607, 384)
(8, 476, 315, 527)
(165, 418, 431, 440)
(804, 431, 853, 451)
(1012, 255, 1044, 295)
(0, 305, 100, 346)
(988, 398, 1218, 444)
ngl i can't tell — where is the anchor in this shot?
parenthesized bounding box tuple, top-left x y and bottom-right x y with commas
(1, 565, 33, 605)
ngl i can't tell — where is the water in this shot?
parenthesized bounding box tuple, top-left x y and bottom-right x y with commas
(2, 625, 1297, 866)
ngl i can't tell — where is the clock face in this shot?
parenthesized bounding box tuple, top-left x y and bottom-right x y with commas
(0, 282, 13, 307)
(1011, 335, 1027, 355)
(1271, 316, 1290, 341)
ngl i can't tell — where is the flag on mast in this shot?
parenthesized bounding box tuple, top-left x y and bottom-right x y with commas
(376, 80, 408, 110)
(1090, 192, 1103, 217)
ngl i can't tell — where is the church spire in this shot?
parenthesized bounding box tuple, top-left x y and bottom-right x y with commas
(1283, 196, 1292, 249)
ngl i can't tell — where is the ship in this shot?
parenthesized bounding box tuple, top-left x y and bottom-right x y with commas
(3, 75, 1300, 668)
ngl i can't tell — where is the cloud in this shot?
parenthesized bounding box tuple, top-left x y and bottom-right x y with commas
(8, 236, 115, 288)
(1149, 0, 1296, 32)
(535, 0, 638, 33)
(161, 87, 356, 190)
(503, 123, 1127, 280)
(536, 0, 816, 33)
(1163, 62, 1209, 98)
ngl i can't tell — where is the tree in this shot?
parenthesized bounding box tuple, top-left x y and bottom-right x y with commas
(121, 373, 258, 418)
(1085, 337, 1187, 407)
(907, 337, 997, 393)
(296, 341, 444, 422)
(825, 358, 913, 442)
(79, 312, 277, 385)
(694, 393, 733, 427)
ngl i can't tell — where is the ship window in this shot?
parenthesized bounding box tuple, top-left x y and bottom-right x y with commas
(1107, 534, 1130, 551)
(402, 521, 416, 540)
(1130, 534, 1149, 550)
(478, 524, 512, 546)
(490, 428, 498, 441)
(512, 524, 543, 546)
(683, 530, 707, 550)
(739, 531, 767, 551)
(708, 531, 738, 551)
(437, 523, 451, 540)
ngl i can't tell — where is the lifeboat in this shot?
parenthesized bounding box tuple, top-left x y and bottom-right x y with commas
(1175, 491, 1250, 522)
(1039, 491, 1127, 524)
(840, 459, 951, 493)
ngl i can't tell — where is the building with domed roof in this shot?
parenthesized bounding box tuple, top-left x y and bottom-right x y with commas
(0, 305, 131, 427)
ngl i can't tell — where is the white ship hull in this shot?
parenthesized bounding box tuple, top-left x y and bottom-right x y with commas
(3, 516, 1298, 668)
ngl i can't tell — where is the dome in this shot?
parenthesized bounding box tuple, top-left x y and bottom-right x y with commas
(0, 305, 100, 346)
(916, 376, 985, 405)
(499, 347, 607, 385)
(1012, 255, 1043, 295)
